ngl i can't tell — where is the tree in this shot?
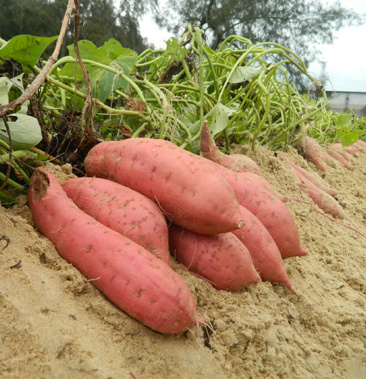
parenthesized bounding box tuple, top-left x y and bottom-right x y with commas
(0, 0, 157, 54)
(155, 0, 366, 90)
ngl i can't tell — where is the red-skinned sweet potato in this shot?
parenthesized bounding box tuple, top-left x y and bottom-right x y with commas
(325, 148, 353, 170)
(169, 223, 261, 292)
(84, 139, 244, 235)
(297, 136, 328, 173)
(84, 138, 305, 259)
(355, 140, 366, 151)
(28, 167, 201, 335)
(232, 205, 293, 291)
(62, 177, 170, 264)
(296, 173, 345, 219)
(329, 144, 353, 162)
(200, 160, 308, 259)
(200, 120, 261, 175)
(281, 157, 338, 197)
(199, 121, 290, 202)
(344, 144, 359, 157)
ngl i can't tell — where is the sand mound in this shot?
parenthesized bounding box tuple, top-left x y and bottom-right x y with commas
(1, 147, 365, 378)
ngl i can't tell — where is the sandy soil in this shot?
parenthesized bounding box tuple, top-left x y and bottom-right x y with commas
(1, 145, 365, 379)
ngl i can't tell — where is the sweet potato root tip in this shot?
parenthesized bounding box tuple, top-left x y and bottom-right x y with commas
(299, 248, 308, 256)
(237, 220, 245, 229)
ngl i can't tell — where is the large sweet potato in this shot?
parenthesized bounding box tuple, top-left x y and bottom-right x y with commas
(28, 167, 200, 334)
(200, 160, 308, 259)
(232, 205, 293, 290)
(84, 139, 244, 235)
(62, 177, 170, 264)
(169, 224, 261, 292)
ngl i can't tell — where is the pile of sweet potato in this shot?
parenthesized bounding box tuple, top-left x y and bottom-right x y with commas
(30, 124, 360, 335)
(292, 136, 366, 218)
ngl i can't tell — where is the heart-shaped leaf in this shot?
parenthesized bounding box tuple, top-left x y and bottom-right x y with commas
(0, 114, 42, 150)
(0, 35, 58, 68)
(229, 66, 261, 83)
(206, 103, 236, 135)
(59, 39, 138, 102)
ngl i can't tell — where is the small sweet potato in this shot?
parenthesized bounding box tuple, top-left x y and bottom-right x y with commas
(169, 223, 261, 292)
(200, 120, 261, 175)
(329, 143, 353, 162)
(325, 148, 353, 170)
(62, 177, 170, 264)
(297, 136, 328, 173)
(232, 205, 293, 290)
(28, 167, 200, 334)
(296, 173, 345, 218)
(355, 140, 366, 151)
(84, 139, 244, 235)
(344, 144, 359, 157)
(282, 157, 338, 197)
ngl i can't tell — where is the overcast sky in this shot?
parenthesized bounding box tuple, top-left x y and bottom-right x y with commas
(139, 0, 366, 93)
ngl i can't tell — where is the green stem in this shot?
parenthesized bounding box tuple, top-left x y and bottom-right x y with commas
(0, 171, 26, 191)
(192, 26, 206, 133)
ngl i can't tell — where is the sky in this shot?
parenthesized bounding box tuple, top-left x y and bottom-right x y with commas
(139, 0, 366, 93)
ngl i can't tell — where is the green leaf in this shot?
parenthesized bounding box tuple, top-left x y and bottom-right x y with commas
(59, 39, 138, 103)
(229, 66, 261, 83)
(165, 38, 189, 61)
(333, 113, 353, 129)
(0, 74, 28, 113)
(206, 103, 236, 135)
(0, 114, 42, 150)
(0, 35, 58, 68)
(336, 129, 362, 147)
(0, 77, 12, 105)
(98, 38, 136, 61)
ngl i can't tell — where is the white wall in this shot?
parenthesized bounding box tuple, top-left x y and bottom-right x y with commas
(326, 91, 366, 117)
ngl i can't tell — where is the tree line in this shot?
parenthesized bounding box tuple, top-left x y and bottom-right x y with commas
(0, 0, 365, 89)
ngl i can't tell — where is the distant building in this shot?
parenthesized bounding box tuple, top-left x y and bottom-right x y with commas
(326, 91, 366, 118)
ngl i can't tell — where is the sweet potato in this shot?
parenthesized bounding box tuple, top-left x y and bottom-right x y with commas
(355, 140, 366, 151)
(331, 142, 355, 158)
(199, 121, 289, 201)
(169, 223, 261, 292)
(344, 144, 359, 157)
(325, 148, 353, 170)
(296, 173, 345, 219)
(329, 144, 352, 162)
(200, 120, 261, 175)
(200, 160, 308, 259)
(84, 139, 244, 235)
(297, 136, 328, 173)
(62, 177, 170, 264)
(232, 205, 293, 290)
(281, 157, 338, 197)
(28, 167, 200, 334)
